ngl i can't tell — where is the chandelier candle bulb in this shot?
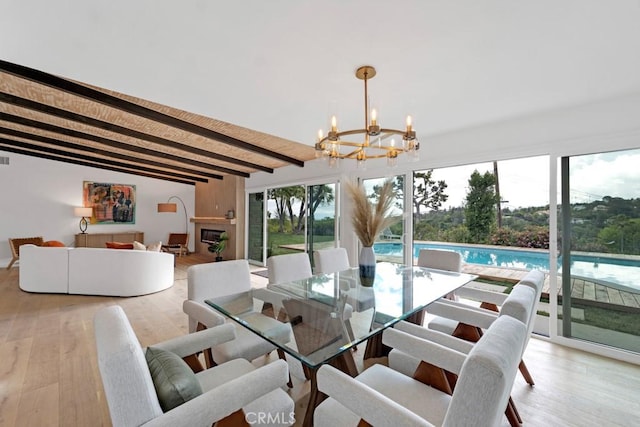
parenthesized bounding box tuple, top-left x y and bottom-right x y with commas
(314, 65, 419, 165)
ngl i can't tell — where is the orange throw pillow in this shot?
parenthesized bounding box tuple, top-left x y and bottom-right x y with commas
(105, 242, 134, 250)
(42, 240, 65, 247)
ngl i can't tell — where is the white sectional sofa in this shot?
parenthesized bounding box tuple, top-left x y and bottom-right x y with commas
(19, 245, 174, 296)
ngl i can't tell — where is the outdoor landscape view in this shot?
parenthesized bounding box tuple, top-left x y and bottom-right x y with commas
(259, 149, 640, 353)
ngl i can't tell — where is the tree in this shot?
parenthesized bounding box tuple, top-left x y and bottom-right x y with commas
(465, 170, 499, 243)
(269, 186, 302, 233)
(268, 188, 287, 232)
(285, 186, 304, 233)
(295, 185, 335, 234)
(308, 185, 335, 218)
(412, 170, 448, 218)
(598, 215, 640, 254)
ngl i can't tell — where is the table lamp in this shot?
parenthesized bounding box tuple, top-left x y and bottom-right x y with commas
(75, 207, 93, 234)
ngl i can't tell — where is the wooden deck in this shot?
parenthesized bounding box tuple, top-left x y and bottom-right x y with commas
(462, 265, 640, 311)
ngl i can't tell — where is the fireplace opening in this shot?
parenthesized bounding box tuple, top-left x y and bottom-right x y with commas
(201, 229, 225, 244)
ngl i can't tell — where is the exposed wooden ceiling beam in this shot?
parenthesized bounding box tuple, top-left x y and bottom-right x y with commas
(0, 92, 274, 174)
(0, 59, 305, 167)
(0, 112, 245, 177)
(0, 143, 196, 185)
(0, 137, 207, 183)
(0, 126, 219, 181)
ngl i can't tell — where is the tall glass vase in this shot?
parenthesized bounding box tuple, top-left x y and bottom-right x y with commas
(358, 246, 376, 287)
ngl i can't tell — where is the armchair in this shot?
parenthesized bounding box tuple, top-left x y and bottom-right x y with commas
(313, 247, 350, 274)
(426, 269, 545, 386)
(268, 252, 357, 355)
(417, 248, 462, 302)
(267, 252, 313, 284)
(390, 279, 540, 427)
(315, 315, 527, 427)
(6, 236, 44, 269)
(183, 260, 292, 374)
(161, 233, 189, 257)
(94, 305, 294, 427)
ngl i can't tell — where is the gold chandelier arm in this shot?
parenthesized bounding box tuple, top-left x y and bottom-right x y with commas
(379, 129, 406, 137)
(335, 129, 368, 138)
(344, 147, 365, 158)
(315, 65, 419, 165)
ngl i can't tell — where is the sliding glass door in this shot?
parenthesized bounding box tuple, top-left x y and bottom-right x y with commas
(306, 183, 337, 265)
(247, 191, 265, 264)
(560, 149, 640, 353)
(266, 185, 306, 258)
(256, 181, 337, 266)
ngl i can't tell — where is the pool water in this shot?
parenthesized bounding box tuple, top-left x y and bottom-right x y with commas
(374, 242, 640, 293)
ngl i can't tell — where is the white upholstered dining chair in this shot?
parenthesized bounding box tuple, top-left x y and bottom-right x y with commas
(267, 252, 358, 378)
(313, 247, 351, 274)
(94, 305, 294, 427)
(269, 252, 356, 341)
(417, 248, 462, 301)
(314, 314, 527, 427)
(426, 269, 545, 387)
(183, 260, 292, 369)
(267, 252, 313, 284)
(393, 272, 544, 427)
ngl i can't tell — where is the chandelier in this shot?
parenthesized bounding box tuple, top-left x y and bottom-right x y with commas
(315, 65, 419, 168)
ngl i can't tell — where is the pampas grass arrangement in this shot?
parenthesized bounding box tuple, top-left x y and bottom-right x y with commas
(345, 178, 400, 247)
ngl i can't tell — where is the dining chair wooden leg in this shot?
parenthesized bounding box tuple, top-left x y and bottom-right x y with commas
(506, 396, 523, 426)
(302, 367, 323, 427)
(276, 349, 294, 388)
(519, 360, 535, 386)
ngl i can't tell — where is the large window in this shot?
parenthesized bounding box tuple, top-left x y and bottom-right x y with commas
(412, 156, 549, 257)
(249, 149, 640, 356)
(560, 149, 640, 353)
(306, 183, 337, 259)
(411, 156, 551, 334)
(259, 182, 337, 266)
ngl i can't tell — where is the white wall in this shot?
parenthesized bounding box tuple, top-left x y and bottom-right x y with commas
(0, 152, 195, 265)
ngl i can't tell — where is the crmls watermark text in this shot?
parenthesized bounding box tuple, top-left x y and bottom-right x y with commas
(245, 411, 296, 425)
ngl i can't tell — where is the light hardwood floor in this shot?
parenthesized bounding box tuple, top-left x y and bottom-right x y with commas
(1, 255, 639, 426)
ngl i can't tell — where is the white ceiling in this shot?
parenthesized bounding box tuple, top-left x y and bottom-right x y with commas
(3, 0, 640, 147)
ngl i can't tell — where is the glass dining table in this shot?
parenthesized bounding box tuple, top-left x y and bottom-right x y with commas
(205, 262, 477, 427)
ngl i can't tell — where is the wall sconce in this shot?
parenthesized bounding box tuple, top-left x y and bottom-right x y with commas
(157, 196, 188, 233)
(74, 207, 93, 234)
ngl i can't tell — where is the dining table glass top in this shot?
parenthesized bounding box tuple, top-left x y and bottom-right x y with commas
(205, 262, 477, 368)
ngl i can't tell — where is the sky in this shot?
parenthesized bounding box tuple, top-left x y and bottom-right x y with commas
(568, 150, 640, 204)
(268, 148, 640, 218)
(427, 156, 550, 210)
(414, 149, 640, 211)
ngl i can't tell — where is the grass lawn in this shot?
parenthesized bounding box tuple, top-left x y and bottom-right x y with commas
(476, 279, 640, 336)
(267, 232, 335, 256)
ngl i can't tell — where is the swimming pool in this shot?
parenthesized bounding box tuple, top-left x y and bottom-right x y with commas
(374, 242, 640, 293)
